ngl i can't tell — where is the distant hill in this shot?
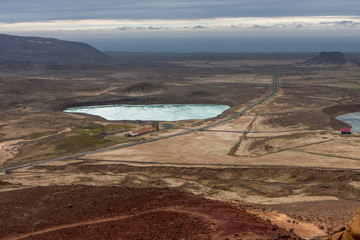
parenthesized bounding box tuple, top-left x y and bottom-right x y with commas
(305, 51, 359, 66)
(0, 33, 112, 64)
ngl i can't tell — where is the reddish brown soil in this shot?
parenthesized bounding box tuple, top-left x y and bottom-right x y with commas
(0, 185, 301, 240)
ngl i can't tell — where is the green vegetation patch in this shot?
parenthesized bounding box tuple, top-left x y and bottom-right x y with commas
(106, 124, 134, 131)
(54, 134, 106, 153)
(54, 123, 134, 153)
(5, 123, 136, 166)
(74, 123, 134, 136)
(25, 131, 58, 140)
(103, 135, 127, 142)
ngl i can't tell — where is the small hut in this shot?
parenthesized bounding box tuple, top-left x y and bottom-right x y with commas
(340, 128, 351, 135)
(126, 127, 157, 137)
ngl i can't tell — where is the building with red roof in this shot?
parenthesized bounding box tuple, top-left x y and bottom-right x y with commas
(340, 128, 351, 134)
(126, 127, 157, 137)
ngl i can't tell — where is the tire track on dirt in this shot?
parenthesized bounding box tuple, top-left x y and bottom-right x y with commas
(238, 139, 334, 157)
(293, 149, 360, 162)
(227, 115, 257, 155)
(9, 207, 216, 240)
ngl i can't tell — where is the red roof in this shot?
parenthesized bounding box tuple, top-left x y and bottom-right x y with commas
(340, 128, 351, 132)
(128, 127, 157, 136)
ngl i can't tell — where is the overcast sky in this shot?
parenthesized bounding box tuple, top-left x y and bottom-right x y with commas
(1, 0, 360, 52)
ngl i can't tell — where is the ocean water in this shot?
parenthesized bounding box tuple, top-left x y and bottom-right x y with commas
(336, 112, 360, 132)
(87, 36, 360, 53)
(64, 104, 230, 121)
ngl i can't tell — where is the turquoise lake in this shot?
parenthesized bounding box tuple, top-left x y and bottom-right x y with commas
(336, 112, 360, 133)
(64, 104, 230, 121)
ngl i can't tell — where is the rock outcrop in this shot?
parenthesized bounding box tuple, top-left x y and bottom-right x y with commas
(305, 52, 358, 66)
(0, 33, 112, 64)
(318, 208, 360, 240)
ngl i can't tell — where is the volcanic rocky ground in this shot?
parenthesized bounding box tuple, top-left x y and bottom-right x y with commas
(1, 51, 360, 239)
(0, 185, 302, 240)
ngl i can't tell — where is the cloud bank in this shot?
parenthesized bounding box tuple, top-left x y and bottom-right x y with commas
(1, 1, 359, 52)
(1, 0, 360, 23)
(1, 16, 360, 35)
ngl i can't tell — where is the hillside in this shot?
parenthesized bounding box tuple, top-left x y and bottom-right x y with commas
(0, 33, 112, 64)
(0, 186, 301, 240)
(305, 51, 359, 66)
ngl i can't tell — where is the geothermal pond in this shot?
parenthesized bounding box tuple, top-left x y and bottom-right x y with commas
(336, 112, 360, 133)
(64, 104, 230, 121)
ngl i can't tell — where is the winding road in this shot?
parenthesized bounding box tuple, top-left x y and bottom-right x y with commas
(0, 71, 277, 173)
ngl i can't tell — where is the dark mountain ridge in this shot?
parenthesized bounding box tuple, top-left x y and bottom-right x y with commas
(0, 33, 112, 64)
(305, 51, 359, 66)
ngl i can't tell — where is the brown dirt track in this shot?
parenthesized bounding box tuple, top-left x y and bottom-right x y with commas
(0, 185, 300, 240)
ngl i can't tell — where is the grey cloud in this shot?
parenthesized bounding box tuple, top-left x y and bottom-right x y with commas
(332, 20, 360, 26)
(252, 25, 271, 29)
(274, 24, 287, 28)
(192, 25, 207, 29)
(229, 24, 245, 29)
(320, 20, 360, 26)
(252, 22, 311, 30)
(117, 26, 164, 31)
(148, 26, 163, 30)
(1, 0, 360, 23)
(117, 27, 132, 31)
(335, 20, 358, 25)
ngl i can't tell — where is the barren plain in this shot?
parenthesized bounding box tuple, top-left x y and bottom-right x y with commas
(1, 52, 360, 239)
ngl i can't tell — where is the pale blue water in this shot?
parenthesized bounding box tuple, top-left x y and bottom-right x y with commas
(64, 104, 230, 121)
(336, 112, 360, 133)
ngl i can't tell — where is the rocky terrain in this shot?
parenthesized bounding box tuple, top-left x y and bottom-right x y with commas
(0, 50, 360, 239)
(0, 185, 301, 240)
